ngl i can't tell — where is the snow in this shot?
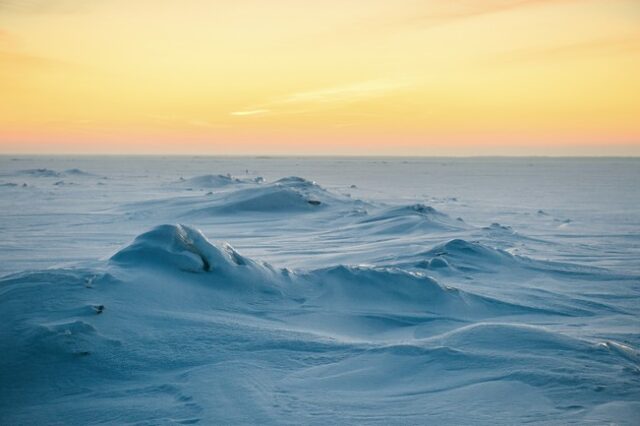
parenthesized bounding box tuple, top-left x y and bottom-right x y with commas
(0, 156, 639, 424)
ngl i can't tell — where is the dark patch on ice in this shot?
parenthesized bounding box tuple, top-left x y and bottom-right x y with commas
(18, 168, 62, 177)
(410, 203, 438, 215)
(483, 222, 514, 233)
(64, 168, 93, 176)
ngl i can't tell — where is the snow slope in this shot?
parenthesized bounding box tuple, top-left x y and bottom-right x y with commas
(1, 156, 639, 425)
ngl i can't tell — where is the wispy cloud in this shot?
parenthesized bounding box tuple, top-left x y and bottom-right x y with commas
(279, 80, 406, 104)
(230, 109, 270, 117)
(231, 79, 409, 117)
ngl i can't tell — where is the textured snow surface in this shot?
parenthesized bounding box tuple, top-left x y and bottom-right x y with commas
(1, 156, 639, 425)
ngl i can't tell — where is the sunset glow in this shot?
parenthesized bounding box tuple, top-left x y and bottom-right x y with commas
(1, 0, 639, 155)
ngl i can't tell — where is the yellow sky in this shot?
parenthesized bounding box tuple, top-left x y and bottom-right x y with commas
(1, 0, 639, 155)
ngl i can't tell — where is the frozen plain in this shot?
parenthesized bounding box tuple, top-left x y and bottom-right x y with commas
(0, 156, 639, 425)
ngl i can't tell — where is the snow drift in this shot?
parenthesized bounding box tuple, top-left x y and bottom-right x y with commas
(1, 159, 639, 425)
(2, 224, 638, 424)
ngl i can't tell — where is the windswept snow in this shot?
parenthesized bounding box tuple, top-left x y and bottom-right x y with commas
(0, 156, 639, 425)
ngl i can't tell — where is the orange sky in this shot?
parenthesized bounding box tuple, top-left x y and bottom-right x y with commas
(1, 0, 639, 155)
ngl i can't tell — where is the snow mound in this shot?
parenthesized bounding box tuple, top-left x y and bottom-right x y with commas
(356, 203, 466, 234)
(274, 176, 318, 188)
(111, 224, 261, 274)
(186, 176, 359, 216)
(175, 174, 242, 188)
(426, 239, 511, 268)
(119, 176, 368, 221)
(414, 238, 528, 273)
(305, 265, 539, 317)
(415, 238, 607, 276)
(108, 225, 536, 319)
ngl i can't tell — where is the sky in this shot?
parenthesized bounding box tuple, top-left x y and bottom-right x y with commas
(0, 0, 639, 156)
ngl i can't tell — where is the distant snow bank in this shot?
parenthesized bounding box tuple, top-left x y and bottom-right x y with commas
(15, 168, 95, 177)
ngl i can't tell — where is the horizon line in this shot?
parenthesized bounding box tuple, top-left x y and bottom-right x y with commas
(1, 153, 639, 159)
